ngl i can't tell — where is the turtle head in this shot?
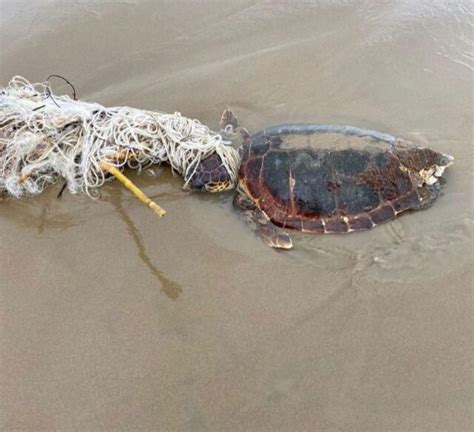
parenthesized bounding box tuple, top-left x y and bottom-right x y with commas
(186, 153, 234, 193)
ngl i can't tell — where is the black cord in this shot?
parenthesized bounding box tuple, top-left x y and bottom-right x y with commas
(46, 74, 77, 100)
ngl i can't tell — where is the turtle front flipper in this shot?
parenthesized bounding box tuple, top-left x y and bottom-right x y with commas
(233, 191, 293, 250)
(219, 109, 251, 141)
(220, 109, 240, 132)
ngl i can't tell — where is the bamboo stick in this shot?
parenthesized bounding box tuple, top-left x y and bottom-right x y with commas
(100, 161, 166, 217)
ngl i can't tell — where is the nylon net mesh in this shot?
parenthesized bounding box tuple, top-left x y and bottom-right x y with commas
(0, 76, 241, 198)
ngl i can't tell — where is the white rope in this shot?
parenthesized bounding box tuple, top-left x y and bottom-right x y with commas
(0, 76, 241, 198)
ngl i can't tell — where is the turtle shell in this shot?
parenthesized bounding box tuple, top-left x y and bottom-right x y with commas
(238, 124, 451, 233)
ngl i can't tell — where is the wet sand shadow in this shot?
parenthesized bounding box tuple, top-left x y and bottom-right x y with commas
(0, 187, 82, 234)
(109, 189, 182, 300)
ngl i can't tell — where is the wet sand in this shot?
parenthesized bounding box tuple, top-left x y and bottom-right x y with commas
(1, 1, 473, 430)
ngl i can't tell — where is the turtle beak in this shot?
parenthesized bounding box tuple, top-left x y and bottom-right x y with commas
(183, 181, 205, 192)
(184, 173, 208, 191)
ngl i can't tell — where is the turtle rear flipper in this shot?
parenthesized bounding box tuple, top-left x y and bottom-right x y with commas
(233, 191, 293, 250)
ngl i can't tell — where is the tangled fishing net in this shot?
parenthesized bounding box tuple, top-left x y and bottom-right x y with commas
(0, 76, 241, 203)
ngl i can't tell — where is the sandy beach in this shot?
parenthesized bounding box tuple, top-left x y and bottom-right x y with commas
(1, 1, 473, 430)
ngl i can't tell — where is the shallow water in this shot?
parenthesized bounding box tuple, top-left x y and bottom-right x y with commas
(1, 1, 473, 430)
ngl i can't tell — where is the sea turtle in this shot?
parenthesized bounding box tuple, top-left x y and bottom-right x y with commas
(187, 111, 453, 249)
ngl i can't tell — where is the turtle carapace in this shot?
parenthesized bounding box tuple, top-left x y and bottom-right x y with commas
(187, 112, 453, 249)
